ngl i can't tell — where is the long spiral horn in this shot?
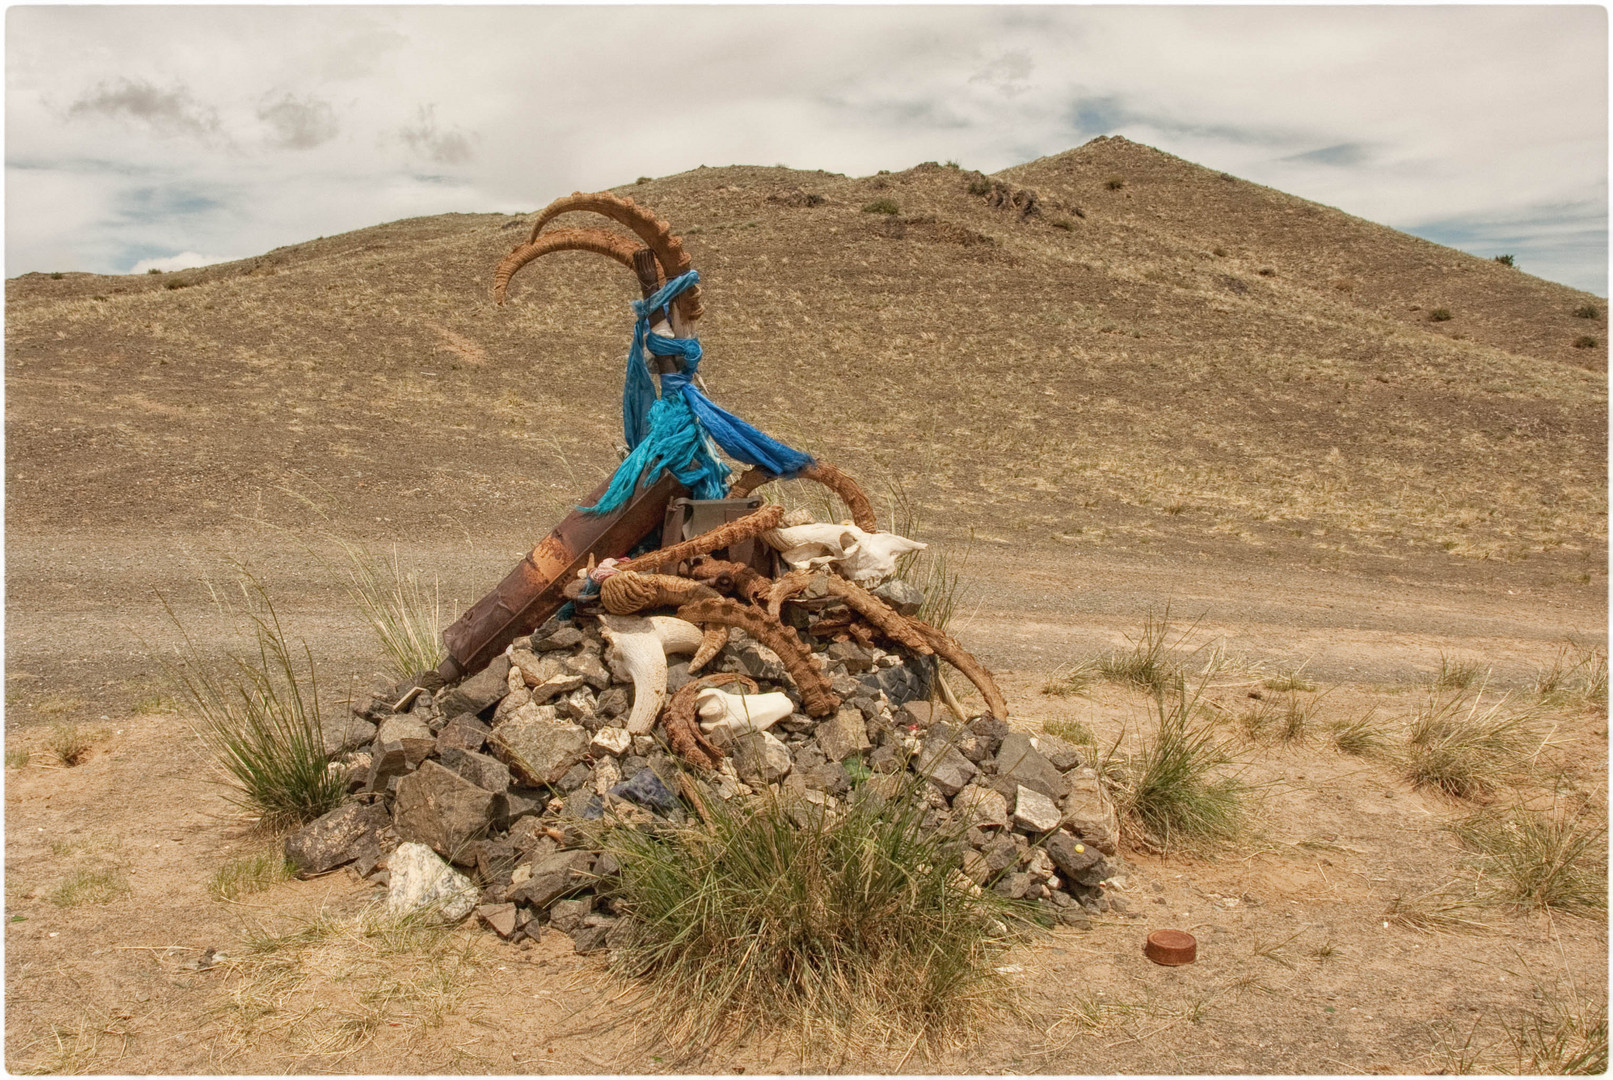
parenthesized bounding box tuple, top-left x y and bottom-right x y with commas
(527, 191, 703, 321)
(491, 227, 655, 305)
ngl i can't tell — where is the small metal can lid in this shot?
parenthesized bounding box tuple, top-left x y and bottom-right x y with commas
(1144, 929, 1197, 966)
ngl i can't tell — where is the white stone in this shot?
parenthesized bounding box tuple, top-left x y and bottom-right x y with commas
(593, 757, 621, 796)
(1013, 785, 1063, 834)
(387, 842, 477, 922)
(697, 689, 794, 746)
(952, 783, 1009, 829)
(591, 726, 632, 757)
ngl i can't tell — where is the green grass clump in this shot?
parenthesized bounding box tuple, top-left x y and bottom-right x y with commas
(6, 747, 30, 769)
(1099, 607, 1196, 695)
(51, 867, 130, 908)
(162, 570, 345, 829)
(210, 849, 296, 901)
(1451, 803, 1607, 916)
(1042, 717, 1097, 747)
(339, 542, 444, 680)
(1403, 689, 1547, 799)
(1104, 176, 1126, 190)
(597, 779, 1025, 1051)
(1429, 307, 1454, 322)
(1493, 254, 1515, 267)
(861, 198, 900, 216)
(1107, 683, 1248, 853)
(1573, 304, 1600, 320)
(48, 723, 92, 766)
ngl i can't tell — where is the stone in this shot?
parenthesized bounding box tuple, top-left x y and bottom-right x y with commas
(1044, 831, 1104, 881)
(590, 727, 632, 757)
(563, 651, 611, 691)
(729, 731, 793, 785)
(968, 714, 1010, 756)
(474, 839, 520, 887)
(729, 642, 787, 682)
(961, 850, 991, 884)
(608, 767, 679, 813)
(506, 816, 556, 854)
(1026, 848, 1055, 882)
(284, 802, 390, 875)
(629, 736, 655, 757)
(549, 896, 594, 934)
(571, 923, 612, 955)
(1057, 907, 1092, 929)
(387, 842, 478, 921)
(803, 760, 851, 797)
(859, 654, 936, 707)
(826, 641, 873, 674)
(477, 902, 519, 939)
(492, 686, 533, 723)
(993, 733, 1068, 801)
(872, 578, 924, 615)
(1033, 733, 1083, 771)
(392, 761, 496, 863)
(994, 872, 1032, 899)
(815, 707, 871, 762)
(365, 741, 413, 793)
(593, 758, 622, 796)
(553, 687, 596, 723)
(436, 656, 512, 718)
(505, 849, 594, 908)
(951, 784, 1009, 830)
(664, 660, 692, 695)
(489, 709, 590, 787)
(557, 763, 594, 791)
(898, 700, 937, 728)
(509, 649, 562, 686)
(1012, 786, 1063, 834)
(435, 714, 491, 755)
(868, 741, 907, 773)
(438, 748, 512, 794)
(323, 716, 377, 757)
(792, 743, 827, 772)
(529, 674, 587, 706)
(1061, 768, 1120, 855)
(532, 625, 584, 652)
(343, 753, 373, 792)
(983, 836, 1021, 874)
(595, 686, 630, 722)
(376, 714, 435, 766)
(913, 731, 977, 797)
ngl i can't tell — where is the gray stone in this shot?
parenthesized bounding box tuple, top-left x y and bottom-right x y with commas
(1012, 786, 1063, 834)
(829, 672, 862, 698)
(1034, 733, 1084, 771)
(664, 660, 692, 695)
(489, 709, 590, 787)
(729, 642, 787, 682)
(508, 649, 562, 686)
(993, 733, 1068, 801)
(505, 849, 594, 908)
(563, 651, 611, 691)
(436, 656, 512, 718)
(323, 716, 377, 757)
(529, 674, 587, 706)
(492, 789, 543, 828)
(532, 625, 584, 652)
(952, 784, 1009, 830)
(1060, 767, 1119, 854)
(608, 767, 680, 813)
(898, 701, 938, 728)
(826, 641, 873, 674)
(994, 872, 1032, 899)
(387, 842, 478, 921)
(438, 748, 512, 794)
(968, 714, 1010, 755)
(859, 654, 936, 707)
(804, 761, 851, 797)
(815, 707, 871, 762)
(872, 578, 924, 615)
(376, 714, 435, 766)
(595, 686, 630, 721)
(983, 836, 1021, 874)
(914, 731, 977, 797)
(792, 743, 826, 772)
(474, 840, 520, 888)
(1058, 907, 1092, 929)
(284, 802, 390, 875)
(392, 761, 496, 863)
(1044, 831, 1104, 880)
(571, 923, 612, 955)
(365, 740, 413, 793)
(506, 817, 557, 854)
(868, 741, 907, 773)
(730, 731, 792, 785)
(553, 687, 596, 723)
(549, 896, 594, 934)
(557, 762, 594, 792)
(477, 902, 519, 938)
(435, 714, 491, 755)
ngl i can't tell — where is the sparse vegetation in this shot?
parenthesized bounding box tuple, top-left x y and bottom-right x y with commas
(966, 176, 993, 196)
(1212, 246, 1228, 257)
(1493, 254, 1515, 267)
(210, 849, 296, 901)
(1041, 661, 1097, 699)
(1329, 712, 1388, 756)
(1573, 304, 1599, 319)
(1043, 717, 1097, 747)
(1383, 887, 1493, 933)
(1451, 802, 1607, 916)
(1257, 267, 1277, 277)
(1106, 682, 1248, 853)
(1502, 983, 1609, 1074)
(1049, 217, 1075, 231)
(1573, 334, 1598, 349)
(1436, 653, 1487, 691)
(1534, 643, 1608, 706)
(1263, 669, 1315, 693)
(48, 723, 92, 766)
(1429, 307, 1453, 322)
(1403, 689, 1547, 799)
(861, 198, 900, 215)
(1099, 607, 1197, 695)
(598, 778, 1025, 1051)
(162, 570, 345, 829)
(48, 271, 63, 280)
(1105, 176, 1126, 190)
(146, 267, 161, 274)
(51, 867, 130, 908)
(6, 746, 31, 769)
(339, 542, 444, 680)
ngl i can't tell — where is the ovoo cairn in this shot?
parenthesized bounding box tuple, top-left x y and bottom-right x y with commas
(282, 192, 1124, 950)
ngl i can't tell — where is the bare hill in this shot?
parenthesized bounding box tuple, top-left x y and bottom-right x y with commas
(7, 137, 1607, 591)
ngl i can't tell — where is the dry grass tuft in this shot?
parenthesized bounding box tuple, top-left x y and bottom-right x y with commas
(1040, 660, 1097, 699)
(48, 723, 94, 766)
(1403, 689, 1550, 800)
(210, 849, 297, 902)
(1534, 643, 1608, 708)
(1436, 653, 1488, 691)
(1329, 711, 1389, 756)
(1451, 802, 1608, 917)
(1383, 886, 1495, 934)
(1042, 717, 1097, 748)
(51, 866, 131, 908)
(339, 542, 445, 680)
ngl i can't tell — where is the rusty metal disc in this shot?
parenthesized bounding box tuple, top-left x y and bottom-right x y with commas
(1144, 929, 1197, 966)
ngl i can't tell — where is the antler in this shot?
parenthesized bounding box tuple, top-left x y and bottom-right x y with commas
(491, 227, 652, 305)
(527, 191, 703, 321)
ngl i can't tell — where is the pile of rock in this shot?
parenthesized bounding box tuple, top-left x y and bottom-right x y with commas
(285, 605, 1123, 953)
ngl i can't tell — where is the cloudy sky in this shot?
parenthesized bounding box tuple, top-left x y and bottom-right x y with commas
(6, 5, 1607, 292)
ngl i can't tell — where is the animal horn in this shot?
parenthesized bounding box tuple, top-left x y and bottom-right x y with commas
(527, 191, 703, 321)
(491, 227, 654, 305)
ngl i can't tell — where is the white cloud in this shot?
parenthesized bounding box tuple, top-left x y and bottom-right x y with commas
(129, 251, 230, 275)
(4, 5, 1605, 291)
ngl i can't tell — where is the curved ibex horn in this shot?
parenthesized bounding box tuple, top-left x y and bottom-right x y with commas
(491, 227, 656, 305)
(526, 191, 703, 321)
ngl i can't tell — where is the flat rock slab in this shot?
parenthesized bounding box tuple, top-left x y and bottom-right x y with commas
(993, 733, 1068, 801)
(437, 656, 512, 718)
(392, 760, 496, 862)
(284, 801, 391, 875)
(815, 707, 871, 762)
(489, 710, 590, 787)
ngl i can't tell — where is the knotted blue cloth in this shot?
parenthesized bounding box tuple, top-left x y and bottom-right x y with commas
(582, 271, 814, 515)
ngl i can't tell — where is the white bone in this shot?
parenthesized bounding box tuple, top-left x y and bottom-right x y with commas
(763, 523, 927, 585)
(599, 614, 706, 735)
(695, 689, 795, 746)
